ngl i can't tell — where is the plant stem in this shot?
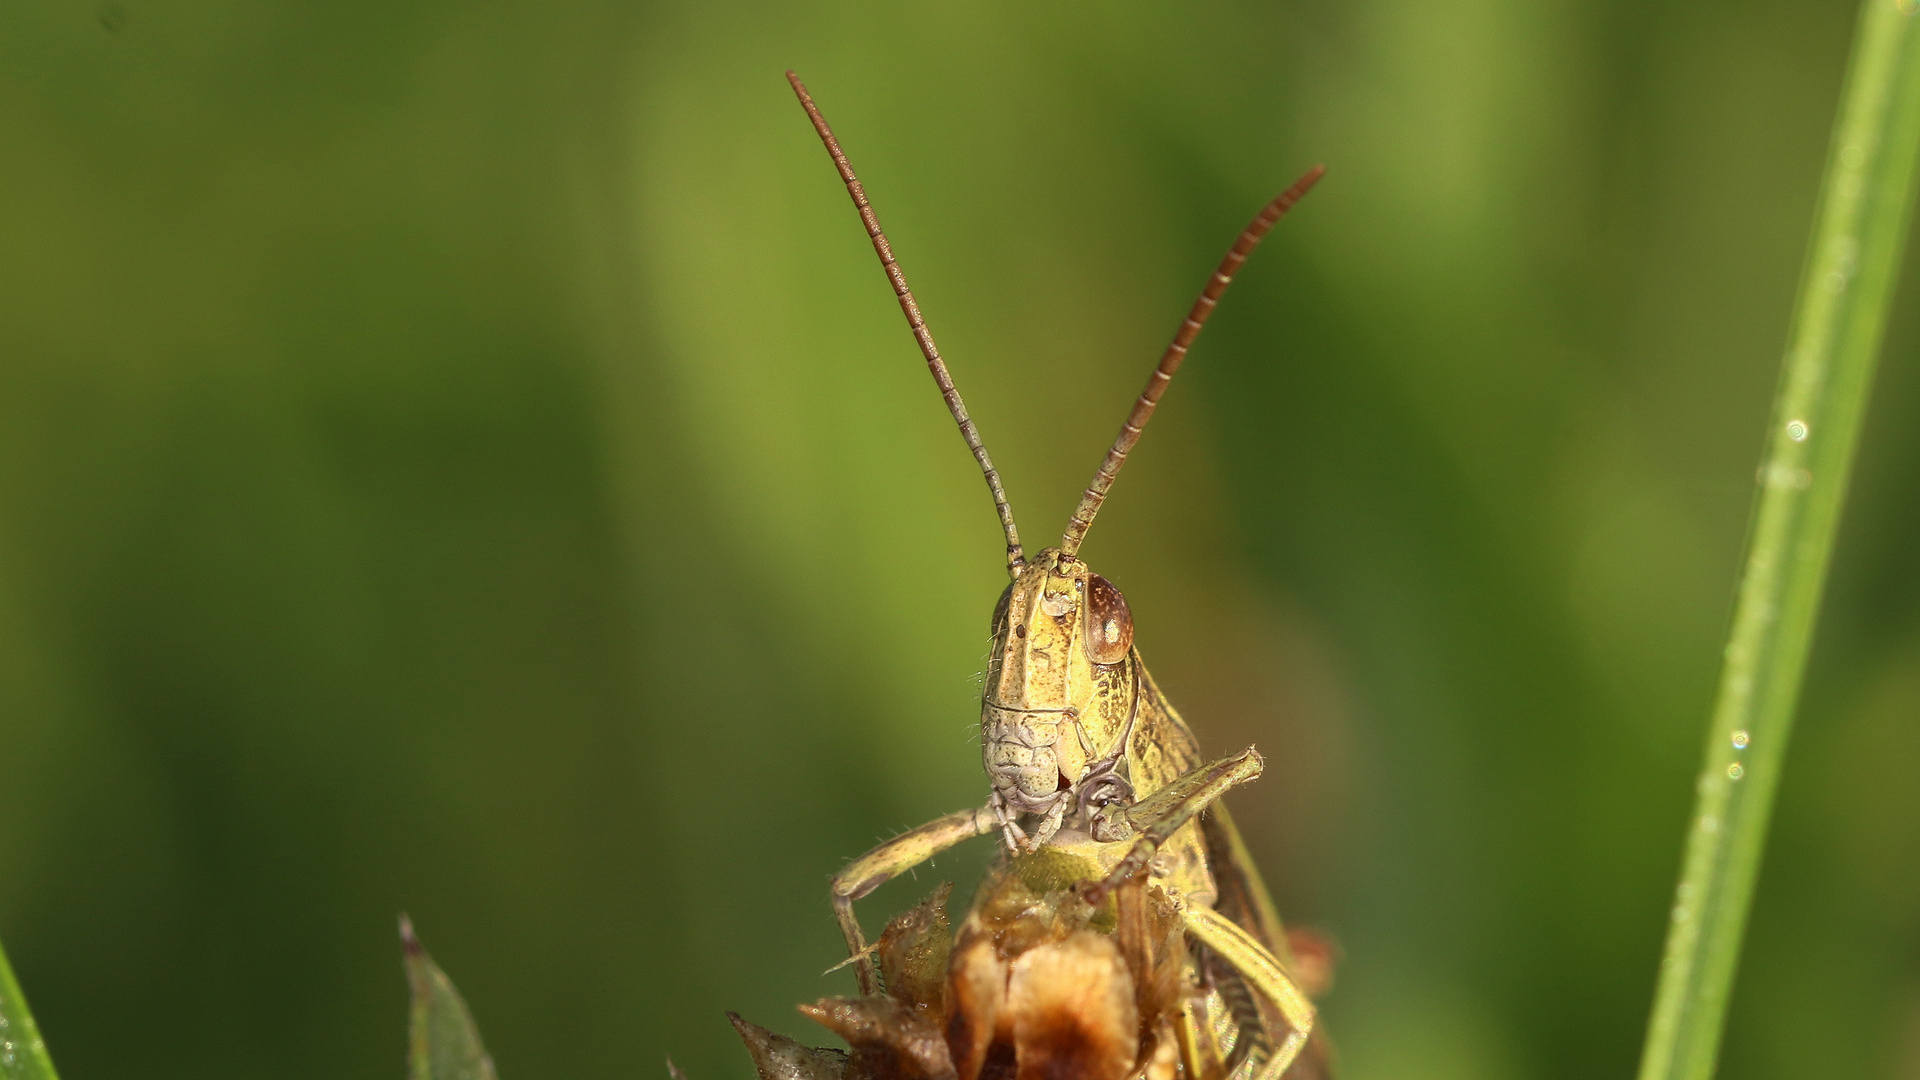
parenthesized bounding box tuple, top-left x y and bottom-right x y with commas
(0, 937, 59, 1080)
(1635, 3, 1920, 1079)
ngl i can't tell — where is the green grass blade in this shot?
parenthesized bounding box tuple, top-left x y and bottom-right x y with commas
(0, 936, 60, 1080)
(1635, 3, 1920, 1080)
(402, 917, 500, 1080)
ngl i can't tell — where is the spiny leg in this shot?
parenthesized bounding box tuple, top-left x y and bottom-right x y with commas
(1083, 747, 1264, 905)
(830, 805, 997, 993)
(1024, 796, 1070, 851)
(1185, 906, 1314, 1080)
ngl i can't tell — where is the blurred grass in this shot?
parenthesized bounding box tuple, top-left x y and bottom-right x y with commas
(0, 3, 1916, 1080)
(1635, 3, 1920, 1078)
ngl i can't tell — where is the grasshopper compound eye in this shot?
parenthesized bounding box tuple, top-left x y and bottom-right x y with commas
(1082, 574, 1133, 664)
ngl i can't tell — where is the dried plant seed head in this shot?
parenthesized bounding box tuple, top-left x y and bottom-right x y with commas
(876, 883, 954, 1017)
(727, 1013, 850, 1080)
(733, 869, 1189, 1080)
(1005, 931, 1139, 1080)
(799, 996, 954, 1080)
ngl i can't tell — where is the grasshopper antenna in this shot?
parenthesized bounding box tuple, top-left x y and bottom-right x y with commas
(1058, 165, 1325, 560)
(787, 71, 1027, 573)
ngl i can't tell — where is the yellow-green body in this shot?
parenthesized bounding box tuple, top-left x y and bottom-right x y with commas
(980, 548, 1216, 912)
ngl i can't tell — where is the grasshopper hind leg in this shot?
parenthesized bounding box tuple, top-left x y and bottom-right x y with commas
(1184, 906, 1313, 1080)
(1198, 944, 1273, 1076)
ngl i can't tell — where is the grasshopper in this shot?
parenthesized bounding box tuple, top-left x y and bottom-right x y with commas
(787, 72, 1326, 1080)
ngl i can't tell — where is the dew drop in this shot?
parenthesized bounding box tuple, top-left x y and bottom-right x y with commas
(1701, 815, 1720, 833)
(1731, 729, 1750, 749)
(1786, 420, 1808, 442)
(1727, 762, 1745, 781)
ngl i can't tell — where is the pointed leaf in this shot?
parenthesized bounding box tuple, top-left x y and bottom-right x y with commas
(401, 916, 498, 1080)
(726, 1013, 847, 1080)
(0, 935, 59, 1080)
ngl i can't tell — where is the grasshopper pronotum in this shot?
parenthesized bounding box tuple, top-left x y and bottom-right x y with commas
(787, 72, 1326, 1080)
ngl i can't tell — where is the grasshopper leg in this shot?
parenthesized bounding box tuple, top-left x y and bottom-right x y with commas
(1081, 748, 1313, 1077)
(1185, 906, 1314, 1080)
(829, 805, 997, 993)
(1085, 747, 1264, 902)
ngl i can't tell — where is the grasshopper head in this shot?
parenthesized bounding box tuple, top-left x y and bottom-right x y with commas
(981, 548, 1139, 821)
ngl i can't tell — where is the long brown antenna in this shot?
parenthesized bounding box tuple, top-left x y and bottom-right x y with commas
(1058, 165, 1325, 559)
(786, 71, 1026, 572)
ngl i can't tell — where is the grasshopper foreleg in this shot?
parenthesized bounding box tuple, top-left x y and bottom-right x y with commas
(1084, 747, 1264, 903)
(829, 805, 997, 994)
(987, 787, 1072, 853)
(1075, 746, 1313, 1079)
(1026, 797, 1069, 850)
(988, 788, 1028, 850)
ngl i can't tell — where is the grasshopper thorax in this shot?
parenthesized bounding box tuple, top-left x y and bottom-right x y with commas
(983, 548, 1141, 849)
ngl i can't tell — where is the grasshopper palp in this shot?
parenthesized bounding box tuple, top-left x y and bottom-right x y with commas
(787, 72, 1330, 1080)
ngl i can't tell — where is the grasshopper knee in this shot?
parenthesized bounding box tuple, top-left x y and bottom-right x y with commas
(833, 871, 891, 903)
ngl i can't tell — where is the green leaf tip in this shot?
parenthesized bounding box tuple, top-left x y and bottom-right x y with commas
(402, 915, 499, 1080)
(0, 934, 60, 1080)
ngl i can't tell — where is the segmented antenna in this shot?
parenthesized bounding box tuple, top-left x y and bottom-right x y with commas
(786, 71, 1026, 572)
(1058, 165, 1325, 559)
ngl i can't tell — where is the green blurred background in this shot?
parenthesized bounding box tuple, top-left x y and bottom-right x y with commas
(2, 1, 1917, 1078)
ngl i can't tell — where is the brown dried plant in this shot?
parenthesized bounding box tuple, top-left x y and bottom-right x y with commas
(728, 851, 1333, 1080)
